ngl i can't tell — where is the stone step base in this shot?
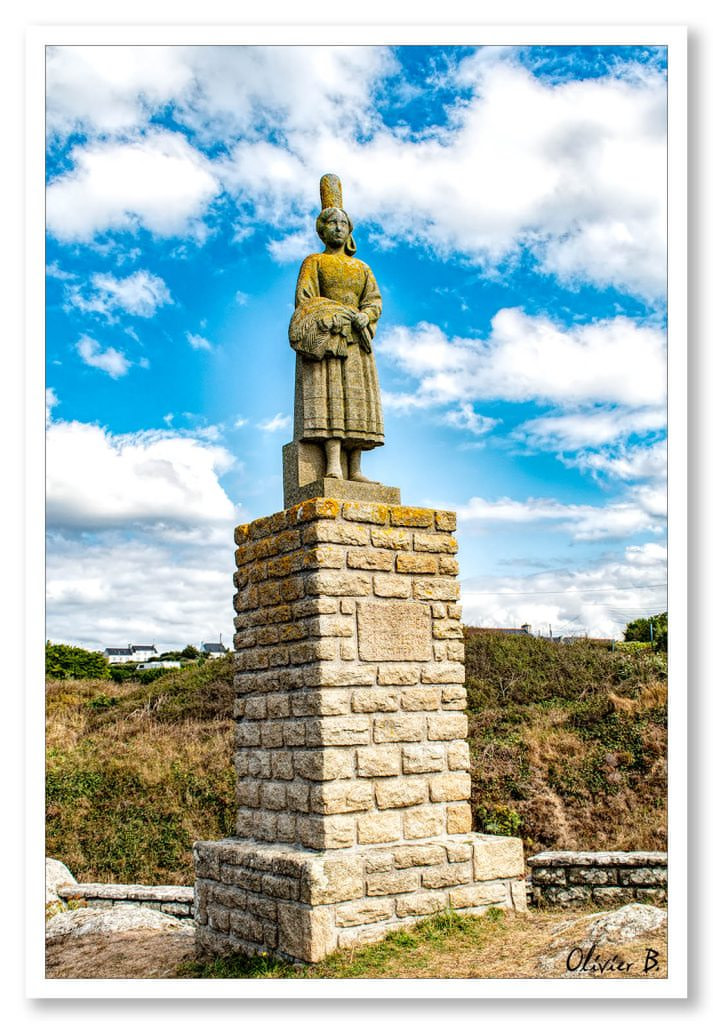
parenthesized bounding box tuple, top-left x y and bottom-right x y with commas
(194, 833, 526, 963)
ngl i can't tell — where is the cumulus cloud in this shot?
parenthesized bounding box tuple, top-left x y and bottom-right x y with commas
(258, 413, 291, 433)
(46, 130, 220, 242)
(186, 332, 212, 351)
(443, 404, 500, 436)
(45, 46, 665, 298)
(380, 310, 666, 411)
(66, 269, 172, 319)
(46, 525, 235, 649)
(460, 542, 667, 638)
(514, 406, 666, 451)
(76, 335, 131, 378)
(46, 418, 236, 530)
(457, 487, 666, 542)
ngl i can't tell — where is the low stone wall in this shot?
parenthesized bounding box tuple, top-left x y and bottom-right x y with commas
(56, 882, 194, 919)
(528, 851, 667, 907)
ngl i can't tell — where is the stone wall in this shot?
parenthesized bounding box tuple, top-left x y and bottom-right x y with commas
(56, 882, 194, 919)
(528, 851, 667, 907)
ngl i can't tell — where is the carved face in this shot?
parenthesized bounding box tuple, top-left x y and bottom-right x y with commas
(319, 209, 350, 249)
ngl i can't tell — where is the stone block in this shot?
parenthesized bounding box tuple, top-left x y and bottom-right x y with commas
(473, 837, 525, 880)
(346, 548, 395, 571)
(429, 772, 472, 802)
(370, 527, 411, 550)
(400, 688, 440, 711)
(402, 744, 446, 774)
(449, 882, 507, 909)
(341, 502, 390, 525)
(301, 858, 365, 905)
(356, 811, 402, 844)
(335, 898, 394, 927)
(277, 903, 336, 963)
(351, 688, 400, 713)
(305, 571, 372, 597)
(441, 685, 468, 710)
(302, 520, 368, 547)
(366, 869, 420, 896)
(378, 664, 420, 686)
(619, 867, 668, 886)
(427, 714, 469, 741)
(389, 507, 434, 529)
(413, 579, 460, 601)
(432, 619, 463, 639)
(413, 533, 458, 554)
(294, 748, 353, 781)
(392, 845, 445, 868)
(395, 891, 448, 918)
(311, 780, 374, 814)
(447, 741, 471, 771)
(373, 575, 412, 598)
(373, 714, 426, 744)
(402, 806, 444, 839)
(567, 866, 617, 885)
(356, 600, 432, 661)
(356, 747, 401, 777)
(374, 777, 428, 809)
(446, 804, 472, 834)
(291, 690, 350, 717)
(435, 510, 457, 531)
(307, 715, 371, 747)
(421, 663, 465, 685)
(421, 862, 473, 889)
(395, 553, 439, 574)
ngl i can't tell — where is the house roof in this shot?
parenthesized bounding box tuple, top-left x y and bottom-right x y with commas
(105, 647, 133, 656)
(202, 642, 227, 652)
(131, 644, 157, 651)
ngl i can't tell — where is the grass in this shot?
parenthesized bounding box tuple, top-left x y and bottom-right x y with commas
(45, 636, 667, 885)
(175, 905, 667, 980)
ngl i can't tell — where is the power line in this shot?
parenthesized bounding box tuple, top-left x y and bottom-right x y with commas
(463, 583, 667, 596)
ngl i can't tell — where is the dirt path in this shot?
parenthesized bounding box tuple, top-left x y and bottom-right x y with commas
(46, 930, 197, 979)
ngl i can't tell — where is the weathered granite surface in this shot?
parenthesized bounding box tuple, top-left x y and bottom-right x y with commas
(57, 882, 194, 919)
(283, 441, 400, 508)
(193, 497, 526, 962)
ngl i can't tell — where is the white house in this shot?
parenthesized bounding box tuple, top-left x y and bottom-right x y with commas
(200, 641, 228, 658)
(103, 643, 158, 664)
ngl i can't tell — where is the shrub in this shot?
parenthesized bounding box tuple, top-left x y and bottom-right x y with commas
(46, 642, 109, 680)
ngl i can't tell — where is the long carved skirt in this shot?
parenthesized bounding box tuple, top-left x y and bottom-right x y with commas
(293, 343, 384, 449)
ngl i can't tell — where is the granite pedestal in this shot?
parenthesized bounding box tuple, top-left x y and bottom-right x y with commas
(193, 498, 526, 962)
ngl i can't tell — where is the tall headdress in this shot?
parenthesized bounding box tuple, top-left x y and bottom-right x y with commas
(319, 173, 356, 256)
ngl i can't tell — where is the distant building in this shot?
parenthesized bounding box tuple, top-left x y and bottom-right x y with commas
(103, 643, 158, 664)
(136, 660, 181, 671)
(470, 624, 532, 637)
(201, 641, 228, 658)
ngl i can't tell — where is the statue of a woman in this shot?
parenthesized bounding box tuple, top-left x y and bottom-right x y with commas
(289, 174, 384, 482)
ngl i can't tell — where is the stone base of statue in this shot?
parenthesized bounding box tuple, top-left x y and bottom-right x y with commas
(193, 497, 526, 963)
(283, 440, 400, 508)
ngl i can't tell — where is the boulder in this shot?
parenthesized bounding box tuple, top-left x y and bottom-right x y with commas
(46, 858, 76, 905)
(46, 906, 195, 942)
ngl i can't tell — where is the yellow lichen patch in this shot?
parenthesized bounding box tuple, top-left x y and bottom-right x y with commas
(389, 507, 434, 529)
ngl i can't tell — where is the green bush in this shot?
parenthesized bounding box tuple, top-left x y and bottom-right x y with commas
(46, 642, 109, 680)
(474, 804, 522, 836)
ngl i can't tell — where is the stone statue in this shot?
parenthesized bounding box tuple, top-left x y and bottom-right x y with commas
(289, 174, 385, 483)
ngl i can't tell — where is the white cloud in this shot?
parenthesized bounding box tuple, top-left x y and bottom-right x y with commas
(67, 269, 172, 319)
(514, 407, 666, 451)
(46, 130, 220, 242)
(46, 419, 236, 530)
(46, 525, 235, 649)
(566, 439, 667, 481)
(46, 387, 59, 424)
(234, 291, 249, 306)
(443, 404, 500, 436)
(258, 413, 291, 433)
(380, 310, 666, 410)
(46, 47, 665, 298)
(76, 335, 131, 378)
(46, 45, 195, 136)
(460, 542, 667, 639)
(457, 487, 666, 542)
(186, 332, 212, 351)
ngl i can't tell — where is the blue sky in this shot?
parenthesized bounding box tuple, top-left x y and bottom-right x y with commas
(45, 44, 668, 648)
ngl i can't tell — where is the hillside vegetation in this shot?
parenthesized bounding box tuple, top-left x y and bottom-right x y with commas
(46, 634, 667, 884)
